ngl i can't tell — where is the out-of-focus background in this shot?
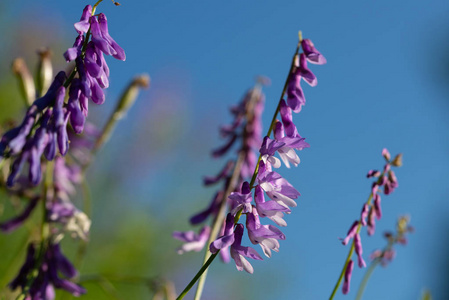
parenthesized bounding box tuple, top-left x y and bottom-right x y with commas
(0, 0, 449, 299)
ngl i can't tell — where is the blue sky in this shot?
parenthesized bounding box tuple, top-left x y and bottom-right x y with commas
(3, 0, 449, 299)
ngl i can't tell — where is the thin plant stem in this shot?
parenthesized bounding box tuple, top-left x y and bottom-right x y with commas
(355, 258, 379, 300)
(177, 34, 303, 300)
(329, 171, 387, 300)
(177, 253, 218, 300)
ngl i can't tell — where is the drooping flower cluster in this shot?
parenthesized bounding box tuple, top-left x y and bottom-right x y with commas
(174, 80, 267, 263)
(174, 37, 326, 274)
(10, 243, 86, 299)
(369, 215, 413, 267)
(340, 149, 403, 295)
(0, 4, 125, 188)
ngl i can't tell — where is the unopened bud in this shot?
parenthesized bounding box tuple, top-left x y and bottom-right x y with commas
(36, 48, 53, 96)
(381, 148, 391, 161)
(114, 74, 150, 120)
(12, 58, 35, 106)
(391, 153, 403, 167)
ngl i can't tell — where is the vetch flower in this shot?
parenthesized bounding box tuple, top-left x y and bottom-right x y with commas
(342, 260, 354, 294)
(301, 38, 327, 65)
(229, 181, 253, 215)
(230, 224, 263, 274)
(173, 226, 211, 254)
(210, 213, 236, 254)
(246, 209, 285, 257)
(254, 185, 290, 227)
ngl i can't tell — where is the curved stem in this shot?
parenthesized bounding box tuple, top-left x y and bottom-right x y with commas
(177, 252, 218, 300)
(355, 259, 379, 300)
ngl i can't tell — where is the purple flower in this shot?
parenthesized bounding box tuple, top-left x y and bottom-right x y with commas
(286, 69, 305, 113)
(229, 181, 253, 215)
(203, 160, 234, 185)
(342, 260, 354, 294)
(273, 120, 310, 168)
(74, 5, 92, 34)
(0, 197, 39, 232)
(257, 162, 300, 208)
(354, 233, 366, 268)
(230, 224, 263, 274)
(254, 185, 290, 227)
(246, 209, 285, 257)
(301, 39, 327, 65)
(259, 136, 285, 168)
(298, 53, 317, 87)
(342, 220, 359, 245)
(360, 203, 369, 226)
(190, 191, 223, 225)
(210, 213, 236, 253)
(10, 242, 85, 298)
(173, 226, 211, 254)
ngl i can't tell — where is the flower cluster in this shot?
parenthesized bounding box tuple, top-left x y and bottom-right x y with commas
(340, 148, 403, 294)
(174, 37, 325, 274)
(10, 243, 85, 299)
(0, 4, 124, 188)
(370, 215, 413, 267)
(174, 80, 267, 262)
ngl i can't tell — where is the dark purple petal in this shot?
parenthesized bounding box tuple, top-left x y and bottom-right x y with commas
(0, 197, 39, 232)
(301, 39, 327, 65)
(342, 260, 354, 294)
(98, 14, 126, 61)
(298, 53, 317, 87)
(74, 5, 92, 34)
(342, 220, 359, 245)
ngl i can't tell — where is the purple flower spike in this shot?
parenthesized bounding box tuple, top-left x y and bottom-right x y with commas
(210, 213, 236, 253)
(354, 233, 366, 268)
(254, 185, 290, 227)
(342, 220, 359, 245)
(173, 226, 211, 254)
(342, 260, 354, 294)
(0, 197, 39, 232)
(246, 209, 286, 257)
(74, 5, 92, 34)
(301, 39, 327, 65)
(298, 53, 317, 87)
(230, 224, 263, 274)
(229, 181, 253, 215)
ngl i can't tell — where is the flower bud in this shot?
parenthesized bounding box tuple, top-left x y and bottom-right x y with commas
(114, 74, 150, 120)
(36, 48, 53, 96)
(391, 153, 403, 167)
(11, 58, 35, 106)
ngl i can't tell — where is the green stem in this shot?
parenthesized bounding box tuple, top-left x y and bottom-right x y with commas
(355, 258, 379, 300)
(177, 252, 218, 300)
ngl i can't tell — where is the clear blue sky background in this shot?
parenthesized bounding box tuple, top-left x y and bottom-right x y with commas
(3, 1, 449, 299)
